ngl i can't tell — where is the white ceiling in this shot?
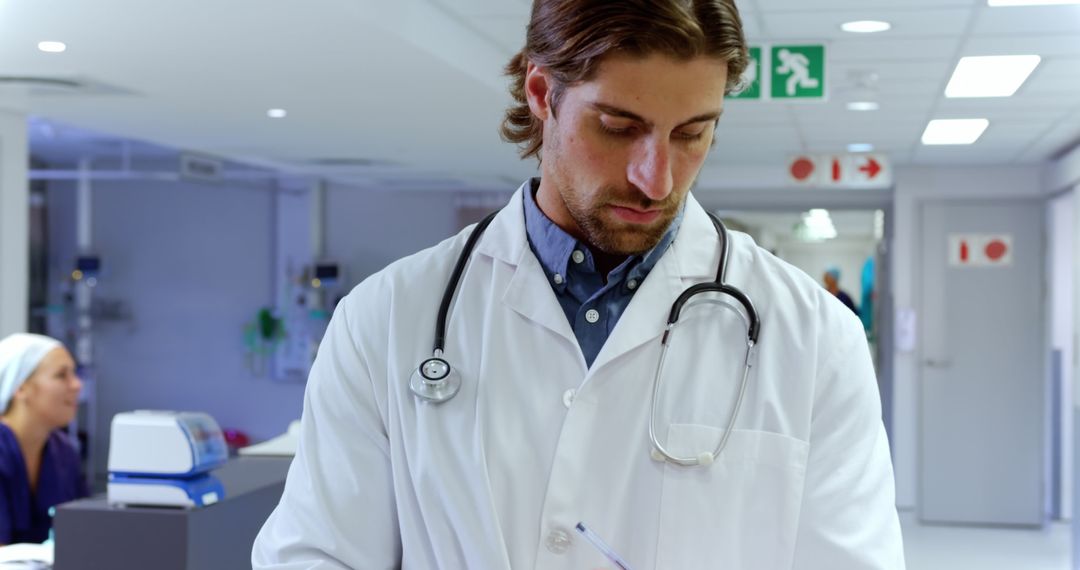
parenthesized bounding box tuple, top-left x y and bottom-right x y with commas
(3, 0, 1079, 189)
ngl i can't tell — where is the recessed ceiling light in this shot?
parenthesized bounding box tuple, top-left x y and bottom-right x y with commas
(945, 55, 1040, 97)
(847, 101, 880, 111)
(37, 41, 67, 53)
(989, 0, 1080, 6)
(847, 143, 875, 153)
(841, 20, 892, 33)
(267, 108, 287, 119)
(921, 119, 990, 145)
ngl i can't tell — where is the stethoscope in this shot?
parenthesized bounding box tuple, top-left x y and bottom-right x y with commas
(409, 208, 760, 468)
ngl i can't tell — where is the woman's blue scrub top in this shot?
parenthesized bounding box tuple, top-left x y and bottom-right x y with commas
(0, 423, 88, 544)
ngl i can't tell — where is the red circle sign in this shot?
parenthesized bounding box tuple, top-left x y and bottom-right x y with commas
(985, 239, 1007, 261)
(790, 158, 815, 181)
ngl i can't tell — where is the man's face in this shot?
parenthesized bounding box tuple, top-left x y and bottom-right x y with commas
(528, 53, 728, 255)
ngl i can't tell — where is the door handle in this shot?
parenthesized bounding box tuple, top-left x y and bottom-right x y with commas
(924, 358, 952, 368)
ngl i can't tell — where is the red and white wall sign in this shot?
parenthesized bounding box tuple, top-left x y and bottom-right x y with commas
(948, 234, 1013, 267)
(787, 154, 892, 188)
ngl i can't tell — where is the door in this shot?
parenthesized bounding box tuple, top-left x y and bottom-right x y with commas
(919, 200, 1046, 526)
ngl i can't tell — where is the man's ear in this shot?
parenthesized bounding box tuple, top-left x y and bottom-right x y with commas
(524, 62, 553, 122)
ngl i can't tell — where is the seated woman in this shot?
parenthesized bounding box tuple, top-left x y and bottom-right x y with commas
(0, 333, 88, 545)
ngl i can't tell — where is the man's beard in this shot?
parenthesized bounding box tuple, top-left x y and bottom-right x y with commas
(558, 180, 682, 255)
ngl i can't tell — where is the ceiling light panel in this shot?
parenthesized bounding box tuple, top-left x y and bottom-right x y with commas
(847, 101, 880, 111)
(921, 119, 990, 145)
(842, 20, 892, 33)
(945, 55, 1041, 97)
(38, 41, 67, 53)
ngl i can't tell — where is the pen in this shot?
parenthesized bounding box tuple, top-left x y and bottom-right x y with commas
(575, 522, 635, 570)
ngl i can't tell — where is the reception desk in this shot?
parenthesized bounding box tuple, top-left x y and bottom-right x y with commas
(53, 456, 291, 570)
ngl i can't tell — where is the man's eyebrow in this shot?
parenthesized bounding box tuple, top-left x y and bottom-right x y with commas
(590, 102, 724, 128)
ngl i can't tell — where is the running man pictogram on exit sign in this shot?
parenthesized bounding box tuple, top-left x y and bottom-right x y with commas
(771, 45, 826, 100)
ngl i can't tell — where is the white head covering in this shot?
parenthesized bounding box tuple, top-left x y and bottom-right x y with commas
(0, 333, 63, 413)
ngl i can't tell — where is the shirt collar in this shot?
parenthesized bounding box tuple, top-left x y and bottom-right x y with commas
(522, 177, 684, 290)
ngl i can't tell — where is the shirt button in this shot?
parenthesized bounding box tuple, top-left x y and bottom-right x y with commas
(627, 278, 639, 290)
(571, 250, 585, 264)
(545, 528, 572, 554)
(562, 388, 575, 408)
(585, 309, 600, 324)
(553, 274, 564, 285)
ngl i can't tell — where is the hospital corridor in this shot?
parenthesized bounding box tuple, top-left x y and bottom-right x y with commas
(1, 0, 1079, 568)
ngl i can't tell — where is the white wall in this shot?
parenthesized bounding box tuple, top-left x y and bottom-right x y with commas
(890, 165, 1045, 510)
(1049, 190, 1075, 519)
(0, 111, 28, 337)
(324, 184, 463, 283)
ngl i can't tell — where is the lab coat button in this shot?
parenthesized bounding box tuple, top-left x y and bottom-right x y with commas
(562, 389, 575, 408)
(650, 448, 665, 462)
(585, 309, 600, 323)
(545, 528, 572, 554)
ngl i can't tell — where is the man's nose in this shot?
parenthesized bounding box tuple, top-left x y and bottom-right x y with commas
(627, 138, 674, 202)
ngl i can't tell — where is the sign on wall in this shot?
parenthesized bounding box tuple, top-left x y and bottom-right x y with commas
(948, 234, 1014, 267)
(771, 45, 826, 100)
(788, 154, 891, 188)
(730, 46, 762, 100)
(729, 44, 826, 101)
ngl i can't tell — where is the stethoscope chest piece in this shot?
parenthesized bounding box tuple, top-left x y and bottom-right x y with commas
(409, 356, 462, 403)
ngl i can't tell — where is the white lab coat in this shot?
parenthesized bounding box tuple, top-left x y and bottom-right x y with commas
(252, 186, 905, 569)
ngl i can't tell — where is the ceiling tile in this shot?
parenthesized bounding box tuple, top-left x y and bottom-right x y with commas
(971, 5, 1080, 36)
(831, 38, 962, 62)
(751, 0, 976, 10)
(444, 0, 531, 18)
(1021, 57, 1080, 95)
(761, 8, 972, 39)
(935, 96, 1076, 121)
(963, 34, 1080, 57)
(473, 16, 529, 54)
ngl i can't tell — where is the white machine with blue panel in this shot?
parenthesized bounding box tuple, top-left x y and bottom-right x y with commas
(107, 411, 229, 508)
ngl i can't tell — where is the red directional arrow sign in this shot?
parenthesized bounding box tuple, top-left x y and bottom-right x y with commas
(859, 157, 882, 179)
(787, 154, 890, 188)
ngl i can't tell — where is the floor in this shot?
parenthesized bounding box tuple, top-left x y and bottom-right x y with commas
(901, 511, 1072, 570)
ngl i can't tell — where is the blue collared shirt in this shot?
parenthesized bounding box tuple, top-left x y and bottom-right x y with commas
(522, 178, 682, 368)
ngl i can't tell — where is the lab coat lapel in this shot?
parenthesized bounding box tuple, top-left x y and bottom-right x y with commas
(474, 187, 582, 355)
(501, 247, 582, 351)
(588, 194, 719, 373)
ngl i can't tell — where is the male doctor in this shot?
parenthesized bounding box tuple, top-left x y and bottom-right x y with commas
(253, 0, 905, 568)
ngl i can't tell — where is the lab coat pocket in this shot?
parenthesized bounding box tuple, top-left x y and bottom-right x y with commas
(655, 425, 808, 570)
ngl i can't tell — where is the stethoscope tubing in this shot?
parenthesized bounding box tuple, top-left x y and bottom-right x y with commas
(432, 210, 500, 354)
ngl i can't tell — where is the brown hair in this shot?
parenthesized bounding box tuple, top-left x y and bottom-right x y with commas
(500, 0, 749, 160)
